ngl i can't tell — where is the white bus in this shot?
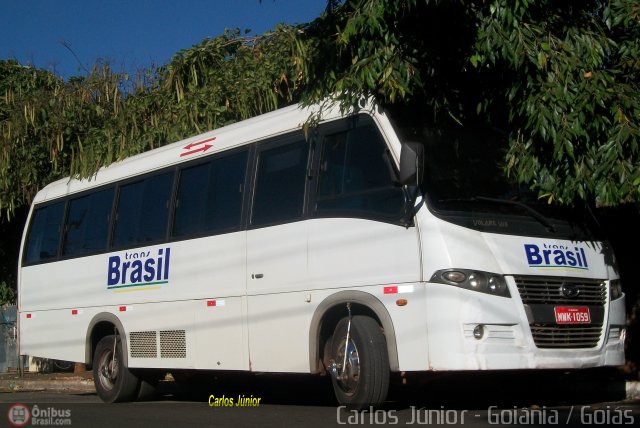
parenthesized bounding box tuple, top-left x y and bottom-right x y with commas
(18, 100, 626, 409)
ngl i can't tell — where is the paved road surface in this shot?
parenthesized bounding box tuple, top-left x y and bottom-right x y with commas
(1, 370, 638, 427)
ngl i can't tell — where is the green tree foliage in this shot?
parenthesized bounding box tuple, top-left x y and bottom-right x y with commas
(0, 61, 126, 216)
(299, 0, 422, 108)
(1, 1, 639, 216)
(473, 0, 640, 206)
(297, 0, 639, 207)
(0, 26, 304, 219)
(0, 281, 16, 305)
(0, 61, 65, 215)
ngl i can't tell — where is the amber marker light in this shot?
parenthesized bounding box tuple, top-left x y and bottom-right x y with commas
(396, 298, 408, 306)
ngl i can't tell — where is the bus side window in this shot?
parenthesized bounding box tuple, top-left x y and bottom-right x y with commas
(113, 171, 174, 248)
(62, 188, 114, 257)
(316, 124, 403, 220)
(24, 201, 65, 264)
(251, 140, 309, 227)
(173, 150, 248, 238)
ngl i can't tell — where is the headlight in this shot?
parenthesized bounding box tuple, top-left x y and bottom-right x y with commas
(488, 276, 508, 294)
(609, 279, 623, 300)
(430, 269, 511, 298)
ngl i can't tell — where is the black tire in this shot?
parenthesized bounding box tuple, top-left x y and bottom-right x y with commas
(93, 335, 140, 403)
(329, 316, 390, 410)
(136, 379, 159, 401)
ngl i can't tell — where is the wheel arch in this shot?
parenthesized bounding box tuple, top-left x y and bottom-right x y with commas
(308, 290, 399, 373)
(85, 312, 128, 367)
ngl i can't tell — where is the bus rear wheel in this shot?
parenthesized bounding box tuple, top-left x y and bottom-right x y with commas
(329, 315, 390, 410)
(93, 335, 140, 403)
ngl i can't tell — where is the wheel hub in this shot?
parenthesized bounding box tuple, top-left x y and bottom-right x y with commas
(335, 337, 360, 394)
(99, 352, 118, 387)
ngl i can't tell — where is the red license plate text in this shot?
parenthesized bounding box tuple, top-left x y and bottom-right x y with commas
(554, 306, 591, 324)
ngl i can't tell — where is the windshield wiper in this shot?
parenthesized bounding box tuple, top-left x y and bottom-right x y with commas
(475, 196, 556, 233)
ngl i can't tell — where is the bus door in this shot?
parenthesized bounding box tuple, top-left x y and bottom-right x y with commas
(308, 121, 422, 290)
(246, 136, 312, 371)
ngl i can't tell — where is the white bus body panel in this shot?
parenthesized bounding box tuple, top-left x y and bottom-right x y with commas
(417, 211, 625, 371)
(18, 101, 625, 377)
(20, 232, 249, 370)
(246, 217, 421, 372)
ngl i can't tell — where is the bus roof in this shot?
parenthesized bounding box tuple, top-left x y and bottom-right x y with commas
(32, 101, 367, 204)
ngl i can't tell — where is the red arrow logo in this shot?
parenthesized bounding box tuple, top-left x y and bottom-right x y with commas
(180, 136, 216, 157)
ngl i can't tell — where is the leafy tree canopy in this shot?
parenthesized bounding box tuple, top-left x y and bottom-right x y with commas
(298, 0, 639, 206)
(0, 26, 303, 218)
(1, 0, 638, 219)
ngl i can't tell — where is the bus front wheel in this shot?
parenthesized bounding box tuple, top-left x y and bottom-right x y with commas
(93, 335, 140, 403)
(329, 315, 390, 410)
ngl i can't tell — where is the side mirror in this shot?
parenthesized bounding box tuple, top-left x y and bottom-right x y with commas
(399, 142, 424, 186)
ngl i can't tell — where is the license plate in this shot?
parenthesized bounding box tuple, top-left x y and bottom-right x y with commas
(554, 307, 591, 324)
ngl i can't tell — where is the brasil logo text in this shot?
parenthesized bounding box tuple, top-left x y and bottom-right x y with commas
(107, 247, 170, 291)
(524, 243, 588, 270)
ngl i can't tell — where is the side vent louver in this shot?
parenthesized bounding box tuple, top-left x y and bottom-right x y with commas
(129, 331, 157, 358)
(160, 330, 187, 358)
(129, 329, 187, 358)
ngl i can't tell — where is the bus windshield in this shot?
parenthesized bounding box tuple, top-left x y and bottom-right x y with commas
(390, 118, 602, 240)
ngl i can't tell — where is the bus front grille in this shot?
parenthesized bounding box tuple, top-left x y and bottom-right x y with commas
(514, 276, 606, 349)
(529, 324, 603, 348)
(514, 276, 606, 306)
